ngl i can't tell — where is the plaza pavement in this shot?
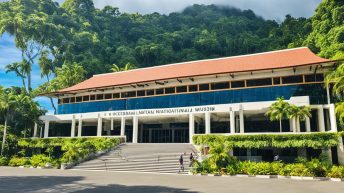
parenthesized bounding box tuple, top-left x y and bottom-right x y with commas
(0, 167, 344, 193)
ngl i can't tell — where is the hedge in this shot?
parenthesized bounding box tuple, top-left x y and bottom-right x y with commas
(193, 132, 340, 149)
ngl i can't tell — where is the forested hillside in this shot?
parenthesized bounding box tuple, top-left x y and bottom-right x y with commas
(0, 0, 314, 77)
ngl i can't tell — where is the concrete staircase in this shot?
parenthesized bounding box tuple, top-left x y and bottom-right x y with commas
(71, 143, 198, 174)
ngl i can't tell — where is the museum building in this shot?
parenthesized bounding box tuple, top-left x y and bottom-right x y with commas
(38, 47, 343, 163)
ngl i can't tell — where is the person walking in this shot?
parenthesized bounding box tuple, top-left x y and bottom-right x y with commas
(189, 152, 194, 167)
(178, 153, 184, 173)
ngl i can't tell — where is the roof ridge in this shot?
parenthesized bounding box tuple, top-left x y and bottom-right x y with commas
(94, 47, 309, 77)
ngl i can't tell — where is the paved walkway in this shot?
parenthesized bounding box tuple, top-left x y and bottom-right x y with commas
(1, 167, 344, 193)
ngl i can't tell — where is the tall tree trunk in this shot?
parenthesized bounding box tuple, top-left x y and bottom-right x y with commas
(279, 119, 282, 133)
(1, 119, 7, 156)
(28, 71, 31, 93)
(21, 77, 26, 91)
(46, 75, 56, 114)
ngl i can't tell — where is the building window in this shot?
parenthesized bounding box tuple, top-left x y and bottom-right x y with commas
(246, 78, 272, 87)
(137, 90, 146, 97)
(176, 86, 187, 93)
(231, 80, 245, 88)
(70, 97, 75, 103)
(122, 91, 136, 98)
(156, 88, 164, 95)
(305, 74, 324, 82)
(165, 87, 175, 94)
(146, 89, 155, 96)
(282, 75, 303, 84)
(97, 94, 104, 100)
(113, 93, 120, 99)
(58, 99, 61, 104)
(211, 82, 230, 90)
(83, 95, 90, 101)
(63, 98, 70, 104)
(273, 77, 281, 85)
(189, 85, 198, 92)
(199, 83, 210, 91)
(104, 93, 112, 99)
(76, 96, 82, 102)
(90, 95, 96, 101)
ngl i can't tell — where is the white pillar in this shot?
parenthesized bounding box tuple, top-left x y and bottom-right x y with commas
(230, 111, 235, 134)
(322, 149, 332, 164)
(189, 113, 195, 144)
(239, 109, 244, 133)
(132, 116, 138, 143)
(78, 118, 82, 137)
(317, 106, 325, 132)
(97, 115, 102, 137)
(337, 137, 344, 165)
(326, 86, 331, 105)
(120, 117, 125, 136)
(329, 104, 338, 132)
(205, 112, 211, 134)
(305, 117, 311, 132)
(110, 118, 114, 131)
(289, 118, 294, 132)
(296, 118, 300, 133)
(33, 122, 38, 138)
(71, 117, 76, 137)
(43, 120, 49, 138)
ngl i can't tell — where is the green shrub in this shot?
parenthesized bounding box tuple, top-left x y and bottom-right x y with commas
(289, 164, 313, 177)
(270, 161, 284, 175)
(0, 156, 9, 166)
(8, 156, 29, 167)
(30, 154, 53, 167)
(326, 166, 344, 178)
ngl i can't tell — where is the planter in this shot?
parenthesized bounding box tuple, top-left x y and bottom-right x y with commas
(330, 178, 344, 182)
(255, 175, 271, 179)
(236, 174, 249, 177)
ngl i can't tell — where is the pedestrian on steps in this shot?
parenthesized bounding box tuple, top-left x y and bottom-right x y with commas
(178, 153, 185, 173)
(189, 152, 194, 167)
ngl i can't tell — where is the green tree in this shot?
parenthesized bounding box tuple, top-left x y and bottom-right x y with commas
(265, 97, 291, 132)
(5, 61, 27, 89)
(111, 63, 137, 72)
(288, 105, 312, 132)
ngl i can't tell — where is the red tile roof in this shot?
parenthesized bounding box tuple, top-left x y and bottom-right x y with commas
(60, 47, 330, 93)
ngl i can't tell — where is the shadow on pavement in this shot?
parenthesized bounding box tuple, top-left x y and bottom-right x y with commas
(0, 176, 198, 193)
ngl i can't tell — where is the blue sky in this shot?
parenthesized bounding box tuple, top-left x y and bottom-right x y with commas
(0, 0, 322, 114)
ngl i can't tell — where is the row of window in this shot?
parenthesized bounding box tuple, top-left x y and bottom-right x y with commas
(58, 73, 324, 104)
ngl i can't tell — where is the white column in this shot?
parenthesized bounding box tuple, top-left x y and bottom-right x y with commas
(33, 122, 38, 138)
(322, 149, 332, 164)
(110, 118, 114, 131)
(78, 118, 82, 137)
(71, 117, 76, 137)
(289, 118, 294, 132)
(329, 104, 338, 132)
(97, 115, 103, 137)
(239, 109, 244, 133)
(132, 116, 138, 143)
(337, 137, 344, 165)
(120, 117, 125, 136)
(305, 117, 311, 132)
(326, 86, 331, 105)
(189, 113, 195, 144)
(230, 111, 235, 134)
(317, 106, 325, 132)
(43, 120, 49, 138)
(296, 118, 300, 133)
(205, 112, 211, 134)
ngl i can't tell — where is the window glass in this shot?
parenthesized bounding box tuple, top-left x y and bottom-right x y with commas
(231, 80, 245, 88)
(137, 90, 146, 97)
(113, 93, 120, 99)
(63, 98, 70, 104)
(122, 91, 136, 98)
(70, 97, 75, 103)
(90, 95, 96, 101)
(104, 93, 112, 99)
(156, 88, 164, 95)
(246, 78, 272, 87)
(165, 87, 175, 94)
(176, 86, 187, 93)
(75, 96, 82, 102)
(305, 74, 324, 82)
(211, 82, 230, 90)
(83, 95, 90, 101)
(97, 94, 104, 100)
(273, 77, 281, 85)
(282, 75, 303, 84)
(199, 84, 210, 91)
(146, 89, 155, 96)
(188, 85, 198, 92)
(58, 99, 62, 104)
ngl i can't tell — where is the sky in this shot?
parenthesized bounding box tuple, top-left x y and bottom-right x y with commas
(0, 0, 322, 114)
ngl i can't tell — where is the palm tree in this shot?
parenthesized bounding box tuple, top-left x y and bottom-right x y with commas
(5, 62, 27, 89)
(265, 97, 291, 132)
(0, 88, 16, 156)
(288, 105, 311, 132)
(111, 63, 137, 72)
